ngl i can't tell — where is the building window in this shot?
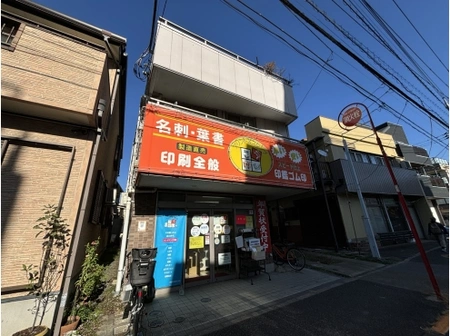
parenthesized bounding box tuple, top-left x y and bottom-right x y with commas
(113, 136, 122, 171)
(350, 152, 360, 162)
(369, 155, 384, 165)
(1, 17, 23, 50)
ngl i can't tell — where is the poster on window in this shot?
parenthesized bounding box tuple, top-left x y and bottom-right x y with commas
(218, 252, 231, 265)
(154, 210, 186, 289)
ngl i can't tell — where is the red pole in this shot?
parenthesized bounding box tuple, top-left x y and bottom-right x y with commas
(363, 103, 443, 300)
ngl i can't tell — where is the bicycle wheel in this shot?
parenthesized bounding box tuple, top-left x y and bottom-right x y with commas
(273, 252, 284, 265)
(286, 248, 306, 271)
(132, 287, 143, 336)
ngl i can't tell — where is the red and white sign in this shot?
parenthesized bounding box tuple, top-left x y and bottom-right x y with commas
(341, 106, 362, 127)
(235, 215, 246, 225)
(138, 104, 314, 189)
(254, 198, 272, 253)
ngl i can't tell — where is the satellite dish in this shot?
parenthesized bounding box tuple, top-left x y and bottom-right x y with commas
(317, 149, 328, 157)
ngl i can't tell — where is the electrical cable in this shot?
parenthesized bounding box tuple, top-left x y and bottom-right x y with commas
(342, 0, 448, 91)
(134, 0, 159, 81)
(392, 0, 449, 72)
(358, 0, 448, 105)
(353, 102, 409, 184)
(305, 0, 448, 118)
(162, 0, 169, 17)
(221, 0, 448, 151)
(296, 52, 333, 111)
(280, 0, 449, 129)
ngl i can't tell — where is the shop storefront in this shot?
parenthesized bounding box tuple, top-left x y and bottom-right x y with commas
(364, 196, 424, 238)
(148, 192, 267, 289)
(129, 103, 314, 290)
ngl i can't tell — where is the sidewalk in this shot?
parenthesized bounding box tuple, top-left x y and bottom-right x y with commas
(97, 241, 442, 336)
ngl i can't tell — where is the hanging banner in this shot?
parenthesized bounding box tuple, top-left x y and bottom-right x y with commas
(154, 210, 186, 289)
(138, 104, 314, 189)
(254, 198, 272, 253)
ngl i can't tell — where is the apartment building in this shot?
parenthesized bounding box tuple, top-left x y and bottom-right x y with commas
(273, 115, 447, 250)
(118, 18, 314, 293)
(376, 122, 449, 225)
(1, 0, 127, 334)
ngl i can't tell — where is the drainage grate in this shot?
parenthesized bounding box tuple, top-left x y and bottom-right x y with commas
(200, 298, 211, 302)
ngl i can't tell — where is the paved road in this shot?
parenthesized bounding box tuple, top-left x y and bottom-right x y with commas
(204, 248, 448, 336)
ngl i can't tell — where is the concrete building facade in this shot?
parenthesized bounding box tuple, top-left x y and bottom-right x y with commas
(118, 18, 315, 295)
(274, 115, 448, 251)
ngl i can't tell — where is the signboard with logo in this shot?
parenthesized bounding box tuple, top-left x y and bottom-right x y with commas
(339, 104, 363, 128)
(138, 104, 314, 189)
(154, 210, 186, 289)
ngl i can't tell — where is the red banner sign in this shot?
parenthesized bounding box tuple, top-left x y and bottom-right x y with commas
(138, 104, 314, 189)
(255, 198, 272, 253)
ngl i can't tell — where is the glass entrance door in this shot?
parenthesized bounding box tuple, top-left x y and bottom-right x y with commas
(185, 210, 235, 285)
(211, 212, 235, 279)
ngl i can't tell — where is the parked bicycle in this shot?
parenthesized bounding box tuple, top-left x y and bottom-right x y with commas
(126, 248, 157, 336)
(271, 242, 306, 271)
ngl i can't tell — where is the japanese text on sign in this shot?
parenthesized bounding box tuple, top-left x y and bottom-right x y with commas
(160, 151, 220, 171)
(139, 105, 315, 189)
(156, 118, 225, 145)
(255, 199, 272, 253)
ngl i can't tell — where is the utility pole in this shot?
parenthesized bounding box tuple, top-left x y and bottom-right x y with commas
(343, 140, 380, 258)
(339, 102, 443, 300)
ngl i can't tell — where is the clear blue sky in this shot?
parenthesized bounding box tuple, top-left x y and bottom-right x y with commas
(35, 0, 449, 189)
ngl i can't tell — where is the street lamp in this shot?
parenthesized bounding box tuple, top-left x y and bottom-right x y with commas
(310, 137, 339, 252)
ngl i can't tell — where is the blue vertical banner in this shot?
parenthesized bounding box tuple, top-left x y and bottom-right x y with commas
(154, 210, 186, 289)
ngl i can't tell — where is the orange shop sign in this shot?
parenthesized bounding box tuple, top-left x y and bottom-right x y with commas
(138, 104, 314, 189)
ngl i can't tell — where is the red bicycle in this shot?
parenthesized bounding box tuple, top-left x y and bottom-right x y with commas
(272, 242, 306, 271)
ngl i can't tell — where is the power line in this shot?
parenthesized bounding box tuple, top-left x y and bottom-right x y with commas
(134, 0, 159, 81)
(391, 0, 449, 72)
(296, 52, 332, 111)
(357, 0, 448, 106)
(279, 0, 449, 129)
(306, 0, 448, 118)
(342, 0, 448, 90)
(162, 0, 169, 16)
(221, 0, 447, 150)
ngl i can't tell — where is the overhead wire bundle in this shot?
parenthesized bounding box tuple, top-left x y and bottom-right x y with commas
(220, 0, 448, 152)
(133, 0, 169, 82)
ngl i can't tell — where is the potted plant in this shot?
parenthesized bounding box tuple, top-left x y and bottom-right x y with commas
(13, 205, 71, 336)
(61, 238, 105, 335)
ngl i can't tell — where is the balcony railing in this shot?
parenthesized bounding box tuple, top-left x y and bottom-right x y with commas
(419, 175, 449, 198)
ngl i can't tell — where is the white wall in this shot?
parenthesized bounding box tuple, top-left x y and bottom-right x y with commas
(2, 295, 57, 335)
(153, 23, 297, 117)
(256, 118, 289, 137)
